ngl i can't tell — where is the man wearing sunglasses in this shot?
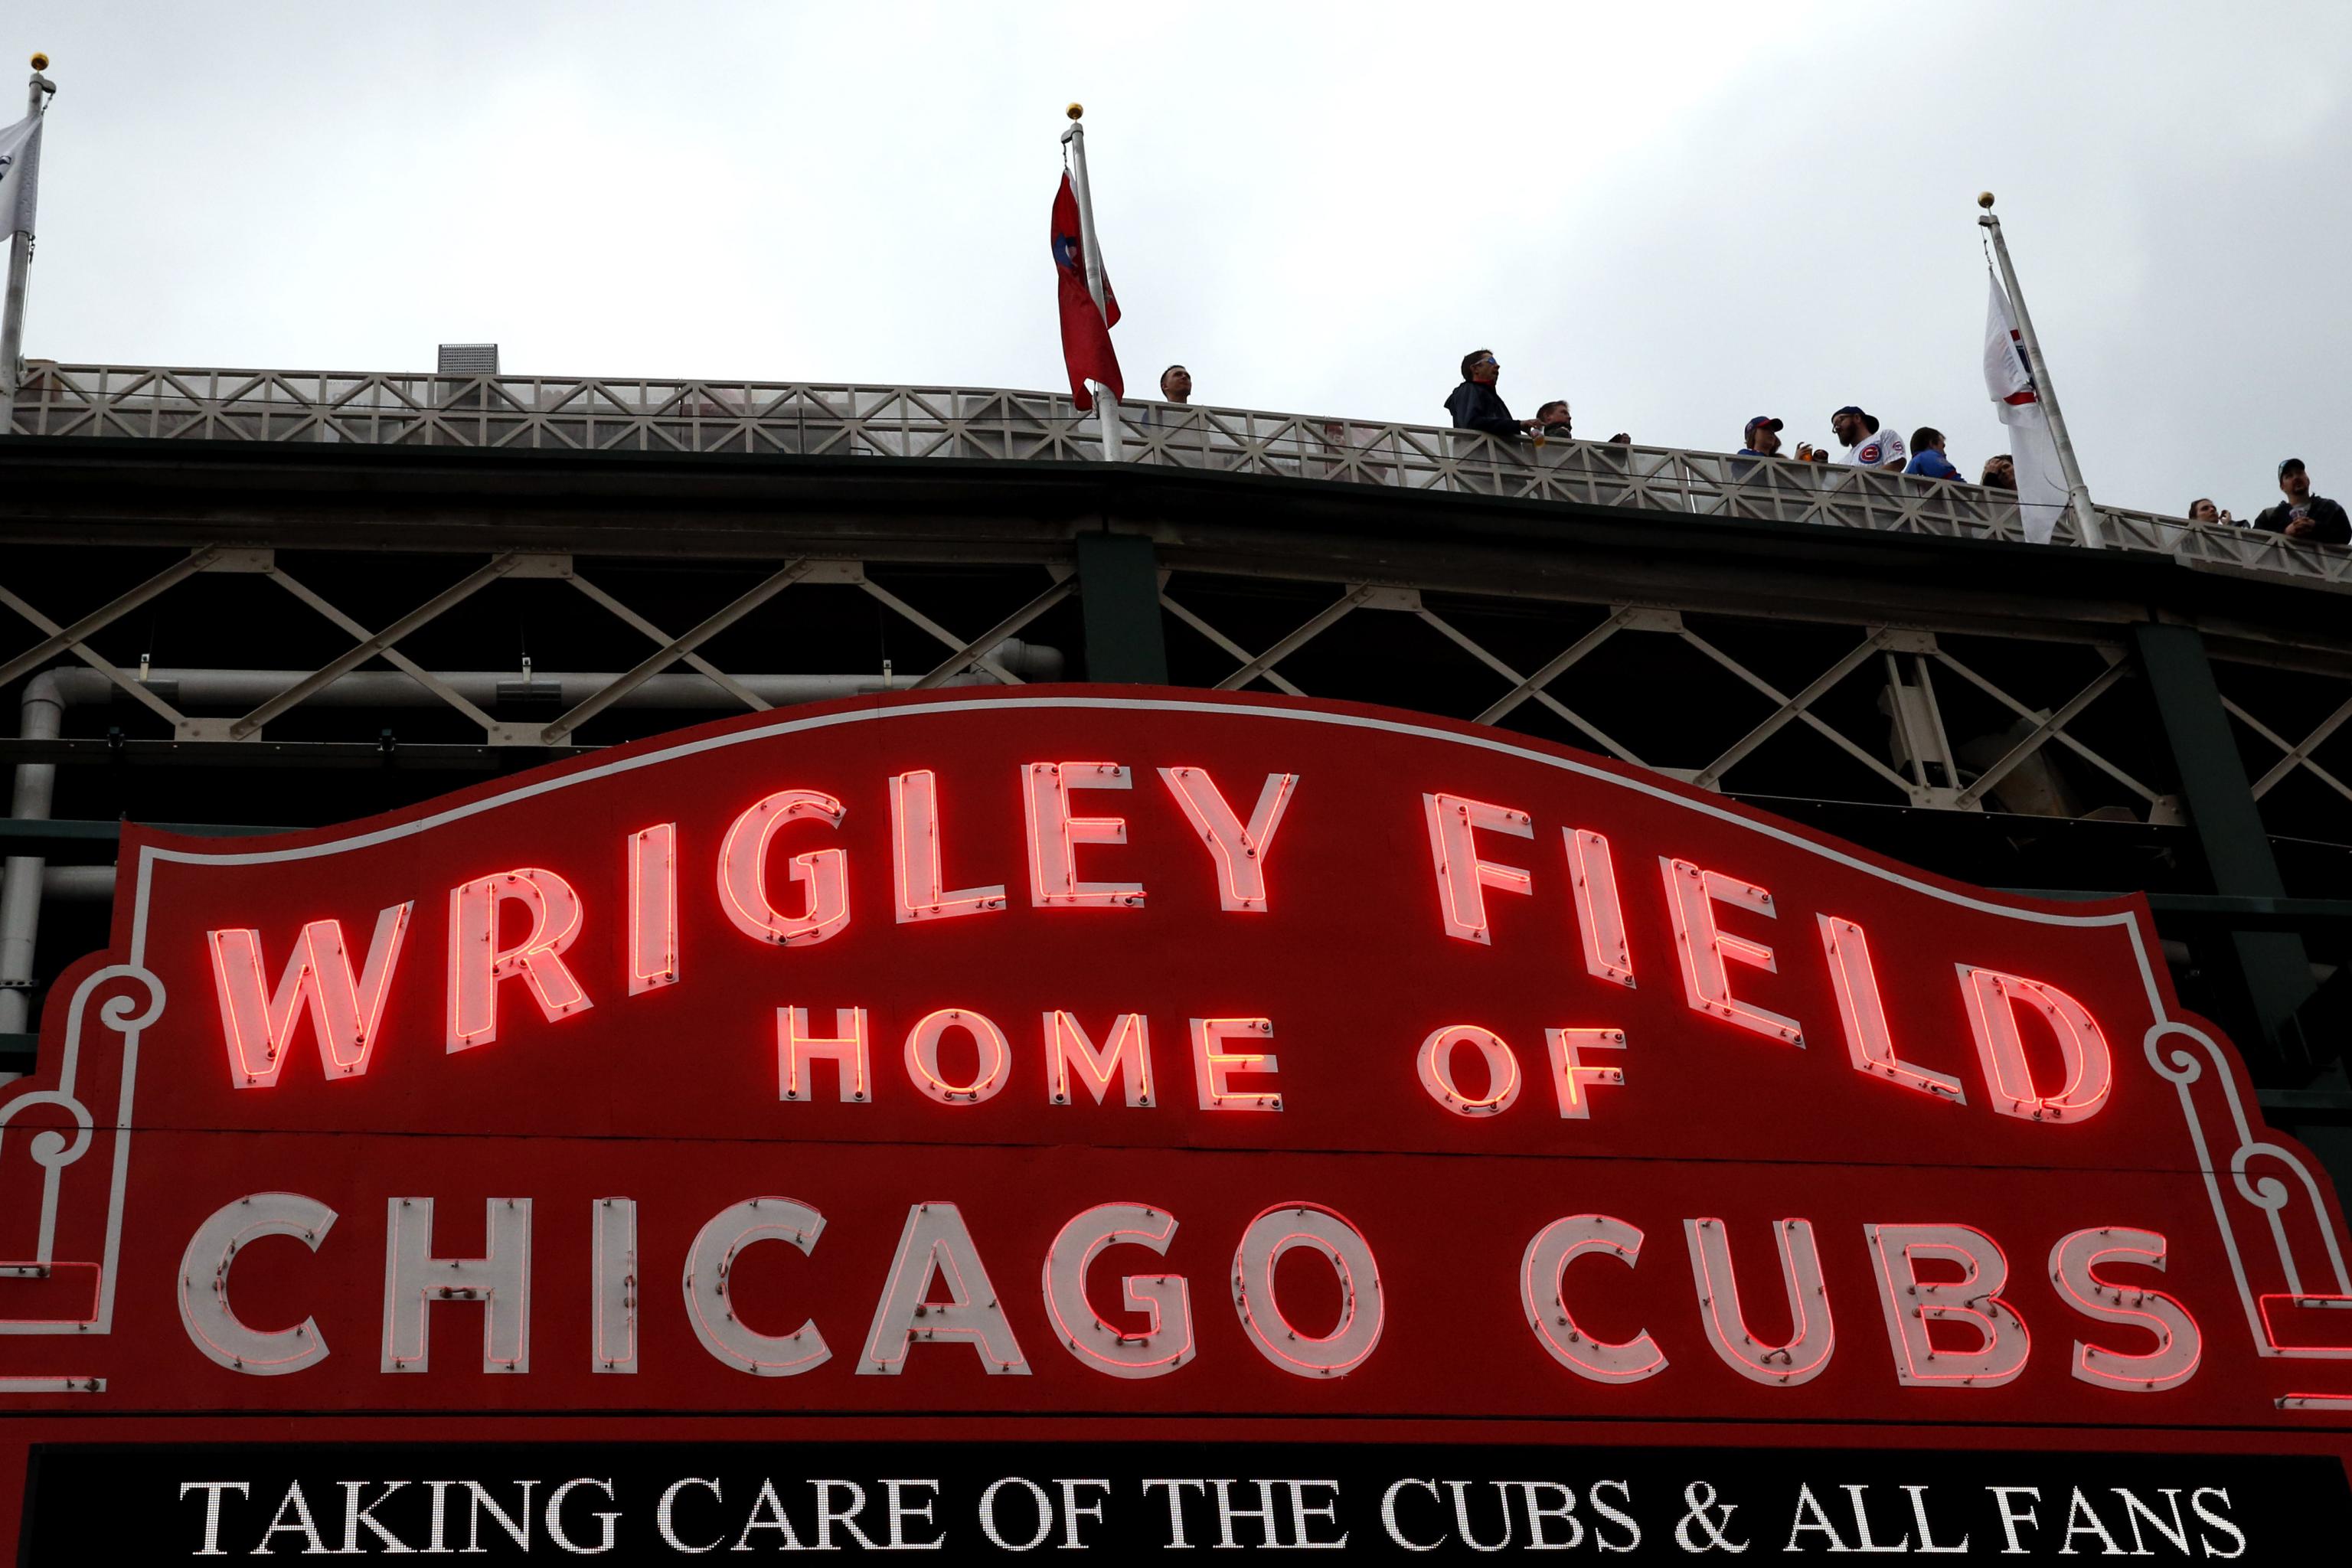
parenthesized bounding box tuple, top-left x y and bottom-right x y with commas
(1446, 349, 1542, 440)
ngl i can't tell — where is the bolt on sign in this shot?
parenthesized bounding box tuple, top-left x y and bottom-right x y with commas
(4, 688, 2352, 1560)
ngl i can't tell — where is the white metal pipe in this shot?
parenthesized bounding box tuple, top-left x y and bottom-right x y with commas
(0, 669, 60, 1037)
(40, 648, 1060, 713)
(39, 864, 109, 899)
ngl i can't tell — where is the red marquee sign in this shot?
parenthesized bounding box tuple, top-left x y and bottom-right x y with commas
(4, 688, 2350, 1558)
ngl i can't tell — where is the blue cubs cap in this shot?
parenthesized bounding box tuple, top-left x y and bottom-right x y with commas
(1746, 416, 1783, 436)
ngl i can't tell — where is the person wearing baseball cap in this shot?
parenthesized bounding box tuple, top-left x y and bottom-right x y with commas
(1830, 406, 1907, 472)
(1736, 416, 1819, 462)
(2254, 459, 2350, 546)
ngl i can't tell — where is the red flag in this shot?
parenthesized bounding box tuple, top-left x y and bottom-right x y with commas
(1051, 173, 1122, 411)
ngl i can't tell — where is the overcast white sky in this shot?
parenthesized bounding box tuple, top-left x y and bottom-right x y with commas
(12, 1, 2350, 518)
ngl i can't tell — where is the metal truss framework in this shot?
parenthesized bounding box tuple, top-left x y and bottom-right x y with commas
(11, 364, 2350, 590)
(1158, 573, 2170, 820)
(2216, 662, 2352, 813)
(0, 547, 1073, 749)
(10, 539, 2352, 864)
(21, 539, 2352, 850)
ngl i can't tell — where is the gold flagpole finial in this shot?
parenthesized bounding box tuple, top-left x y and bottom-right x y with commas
(1066, 103, 1083, 120)
(30, 53, 48, 71)
(1977, 191, 1996, 210)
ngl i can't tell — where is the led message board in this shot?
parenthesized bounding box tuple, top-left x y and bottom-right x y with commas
(4, 687, 2351, 1559)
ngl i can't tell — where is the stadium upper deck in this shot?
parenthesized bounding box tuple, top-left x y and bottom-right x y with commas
(10, 362, 2349, 591)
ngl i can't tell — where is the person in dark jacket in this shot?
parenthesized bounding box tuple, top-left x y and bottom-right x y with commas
(1445, 349, 1537, 439)
(2255, 459, 2351, 546)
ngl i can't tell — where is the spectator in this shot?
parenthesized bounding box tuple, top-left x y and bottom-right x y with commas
(1446, 349, 1538, 439)
(2187, 498, 2236, 525)
(1981, 454, 2016, 490)
(2254, 459, 2351, 545)
(1904, 427, 1961, 480)
(1830, 406, 1906, 472)
(1737, 416, 1783, 458)
(1608, 433, 1632, 444)
(1527, 400, 1573, 451)
(1736, 415, 1819, 461)
(1144, 364, 1196, 430)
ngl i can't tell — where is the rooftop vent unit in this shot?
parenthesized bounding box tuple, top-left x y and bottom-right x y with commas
(437, 343, 499, 375)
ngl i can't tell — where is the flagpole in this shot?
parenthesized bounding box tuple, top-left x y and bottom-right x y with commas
(1976, 194, 2102, 550)
(1, 53, 55, 402)
(1059, 104, 1122, 461)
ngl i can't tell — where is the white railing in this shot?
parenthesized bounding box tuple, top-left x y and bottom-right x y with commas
(9, 364, 2347, 589)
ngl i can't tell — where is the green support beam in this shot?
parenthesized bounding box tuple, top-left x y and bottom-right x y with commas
(1075, 532, 1169, 685)
(2132, 621, 2321, 1068)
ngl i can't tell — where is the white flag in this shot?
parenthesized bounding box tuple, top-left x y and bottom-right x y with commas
(1983, 273, 2069, 544)
(0, 109, 41, 240)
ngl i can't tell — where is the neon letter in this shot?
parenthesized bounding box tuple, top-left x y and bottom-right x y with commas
(777, 1007, 871, 1102)
(1958, 966, 2113, 1122)
(1158, 767, 1298, 913)
(446, 868, 590, 1053)
(859, 1203, 1028, 1374)
(381, 1197, 531, 1374)
(1865, 1223, 2029, 1388)
(178, 1193, 336, 1375)
(890, 769, 1006, 923)
(719, 789, 849, 947)
(681, 1197, 830, 1377)
(1045, 1011, 1153, 1107)
(1545, 1027, 1626, 1119)
(1684, 1218, 1834, 1387)
(1566, 828, 1635, 987)
(904, 1008, 1011, 1106)
(2050, 1227, 2199, 1392)
(1520, 1215, 1666, 1383)
(209, 903, 412, 1087)
(629, 823, 678, 995)
(1818, 916, 1963, 1103)
(1415, 1024, 1521, 1116)
(592, 1197, 636, 1374)
(1423, 793, 1532, 944)
(1660, 858, 1803, 1046)
(1024, 762, 1145, 908)
(1042, 1203, 1193, 1378)
(1231, 1202, 1384, 1377)
(1192, 1018, 1281, 1111)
